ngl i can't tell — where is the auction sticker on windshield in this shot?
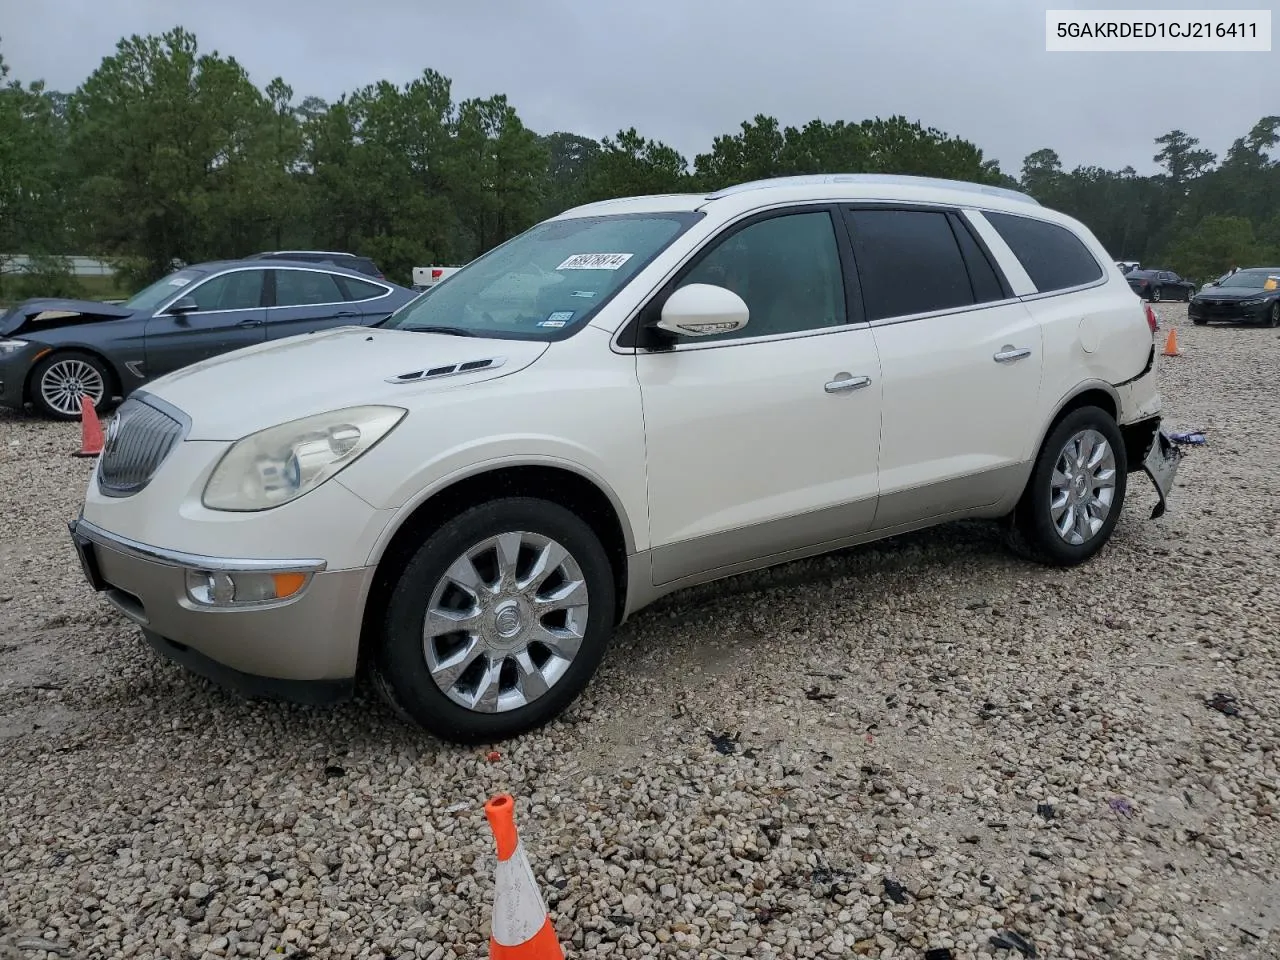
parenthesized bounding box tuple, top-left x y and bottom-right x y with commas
(557, 253, 633, 270)
(539, 311, 575, 328)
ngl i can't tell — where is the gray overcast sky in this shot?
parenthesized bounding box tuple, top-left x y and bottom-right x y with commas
(1, 0, 1273, 177)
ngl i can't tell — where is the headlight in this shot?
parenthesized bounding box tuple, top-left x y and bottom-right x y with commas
(202, 405, 406, 511)
(0, 338, 29, 355)
(1239, 298, 1266, 307)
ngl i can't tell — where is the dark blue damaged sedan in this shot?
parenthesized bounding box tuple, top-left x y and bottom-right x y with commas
(0, 259, 419, 420)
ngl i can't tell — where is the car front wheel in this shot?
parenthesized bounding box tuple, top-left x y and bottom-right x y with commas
(1005, 405, 1128, 567)
(371, 497, 616, 743)
(1151, 287, 1163, 302)
(29, 350, 114, 421)
(1267, 303, 1280, 328)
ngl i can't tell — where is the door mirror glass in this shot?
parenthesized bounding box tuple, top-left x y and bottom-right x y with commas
(656, 283, 750, 337)
(167, 296, 199, 315)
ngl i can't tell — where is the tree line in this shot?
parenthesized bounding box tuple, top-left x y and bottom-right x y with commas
(2, 26, 1278, 297)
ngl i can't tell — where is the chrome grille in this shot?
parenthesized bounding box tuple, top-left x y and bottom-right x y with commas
(96, 397, 186, 497)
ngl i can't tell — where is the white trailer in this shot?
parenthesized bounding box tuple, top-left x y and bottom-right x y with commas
(411, 265, 462, 290)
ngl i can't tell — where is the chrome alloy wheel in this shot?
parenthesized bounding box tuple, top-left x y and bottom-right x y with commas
(1050, 428, 1118, 545)
(40, 359, 105, 417)
(423, 531, 589, 713)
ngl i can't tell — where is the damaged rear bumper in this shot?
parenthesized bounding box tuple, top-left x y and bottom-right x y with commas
(1140, 422, 1182, 519)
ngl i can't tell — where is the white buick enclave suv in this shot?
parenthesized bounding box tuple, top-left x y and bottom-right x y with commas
(69, 174, 1181, 743)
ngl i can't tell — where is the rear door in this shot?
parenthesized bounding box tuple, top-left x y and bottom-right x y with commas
(143, 268, 268, 378)
(841, 205, 1045, 529)
(264, 267, 362, 340)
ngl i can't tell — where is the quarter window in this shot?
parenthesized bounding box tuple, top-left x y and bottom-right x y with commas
(984, 211, 1103, 293)
(187, 270, 264, 311)
(673, 210, 847, 342)
(844, 209, 975, 321)
(274, 269, 345, 306)
(338, 275, 388, 301)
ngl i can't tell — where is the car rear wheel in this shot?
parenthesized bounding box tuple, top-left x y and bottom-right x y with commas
(29, 350, 114, 421)
(1151, 287, 1163, 302)
(370, 497, 616, 743)
(1268, 303, 1280, 328)
(1005, 406, 1128, 567)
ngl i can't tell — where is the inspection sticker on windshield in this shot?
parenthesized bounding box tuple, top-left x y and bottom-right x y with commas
(571, 290, 596, 298)
(539, 311, 575, 328)
(556, 253, 632, 271)
(168, 277, 190, 286)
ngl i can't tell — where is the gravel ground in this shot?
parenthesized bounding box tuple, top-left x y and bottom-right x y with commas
(2, 303, 1278, 960)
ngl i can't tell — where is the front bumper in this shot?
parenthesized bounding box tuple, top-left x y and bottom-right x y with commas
(1188, 300, 1268, 323)
(0, 349, 35, 411)
(68, 515, 372, 700)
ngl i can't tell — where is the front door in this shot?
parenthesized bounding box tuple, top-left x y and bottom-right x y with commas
(838, 205, 1045, 529)
(636, 207, 884, 586)
(143, 268, 268, 379)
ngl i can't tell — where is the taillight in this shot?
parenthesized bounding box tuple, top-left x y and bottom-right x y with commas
(431, 268, 444, 281)
(1144, 303, 1159, 333)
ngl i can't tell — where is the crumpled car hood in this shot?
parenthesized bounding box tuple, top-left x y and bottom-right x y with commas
(0, 298, 135, 337)
(141, 325, 549, 440)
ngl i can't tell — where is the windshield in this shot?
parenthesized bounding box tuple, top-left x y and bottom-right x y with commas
(123, 268, 208, 311)
(1219, 269, 1280, 289)
(380, 212, 702, 339)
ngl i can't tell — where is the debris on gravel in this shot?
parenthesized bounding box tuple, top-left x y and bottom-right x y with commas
(2, 306, 1279, 959)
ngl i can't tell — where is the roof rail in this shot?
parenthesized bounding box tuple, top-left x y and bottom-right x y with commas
(704, 173, 1040, 206)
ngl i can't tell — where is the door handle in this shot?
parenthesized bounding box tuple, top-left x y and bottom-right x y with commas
(993, 346, 1032, 363)
(237, 318, 263, 328)
(824, 374, 872, 394)
(336, 310, 358, 317)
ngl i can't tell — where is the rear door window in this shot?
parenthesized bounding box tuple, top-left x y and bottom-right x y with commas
(843, 208, 976, 321)
(273, 269, 345, 306)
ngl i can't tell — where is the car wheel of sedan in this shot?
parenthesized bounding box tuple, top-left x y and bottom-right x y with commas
(29, 350, 114, 421)
(1268, 303, 1280, 327)
(1151, 288, 1163, 302)
(371, 497, 616, 743)
(1005, 405, 1128, 567)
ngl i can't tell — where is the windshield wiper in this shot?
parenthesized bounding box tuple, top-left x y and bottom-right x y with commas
(408, 325, 476, 337)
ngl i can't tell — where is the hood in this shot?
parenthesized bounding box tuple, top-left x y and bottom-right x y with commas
(142, 325, 550, 440)
(0, 298, 136, 337)
(1195, 286, 1273, 301)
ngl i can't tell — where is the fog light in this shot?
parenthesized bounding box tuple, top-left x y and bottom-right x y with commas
(185, 568, 313, 607)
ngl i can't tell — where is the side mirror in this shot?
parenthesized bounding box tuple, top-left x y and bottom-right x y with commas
(166, 296, 199, 315)
(655, 283, 749, 338)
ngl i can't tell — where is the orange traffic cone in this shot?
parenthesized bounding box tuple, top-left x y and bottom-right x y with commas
(485, 794, 564, 959)
(72, 395, 105, 458)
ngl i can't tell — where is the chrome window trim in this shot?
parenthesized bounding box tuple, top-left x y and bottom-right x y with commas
(71, 515, 328, 574)
(150, 264, 394, 318)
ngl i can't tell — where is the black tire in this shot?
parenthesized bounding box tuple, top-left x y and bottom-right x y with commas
(1182, 287, 1191, 302)
(1005, 405, 1128, 567)
(1192, 317, 1208, 326)
(28, 350, 116, 421)
(1267, 303, 1280, 328)
(371, 497, 616, 744)
(1151, 287, 1163, 302)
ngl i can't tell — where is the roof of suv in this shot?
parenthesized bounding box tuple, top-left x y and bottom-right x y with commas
(553, 173, 1044, 221)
